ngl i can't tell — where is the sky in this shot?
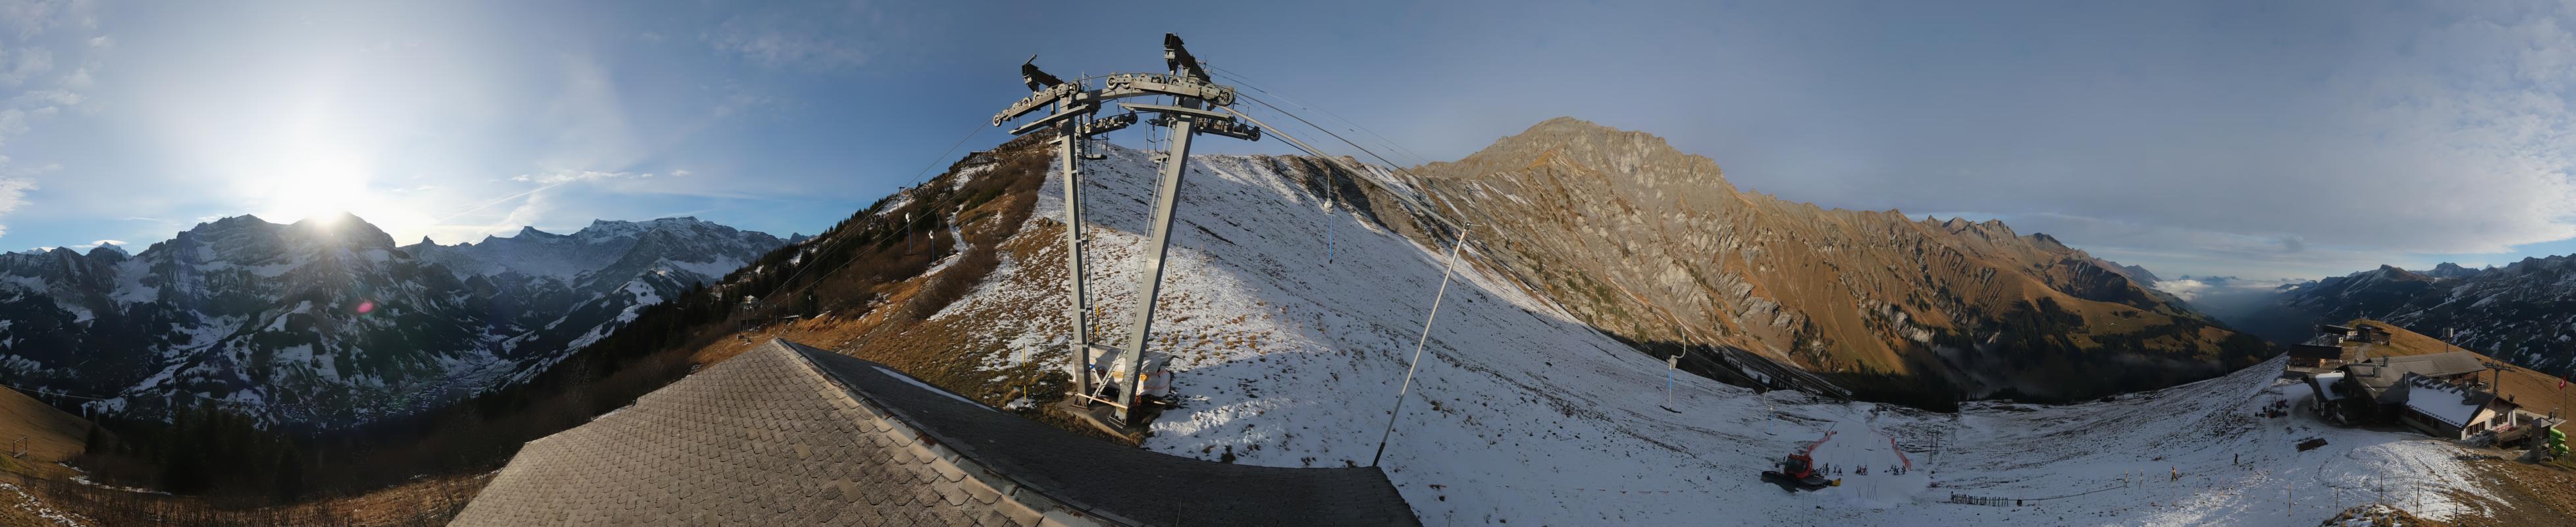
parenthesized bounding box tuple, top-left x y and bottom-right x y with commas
(0, 1, 2569, 284)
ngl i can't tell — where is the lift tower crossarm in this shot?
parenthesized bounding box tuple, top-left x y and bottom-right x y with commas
(1096, 73, 1236, 106)
(994, 83, 1088, 126)
(1008, 103, 1100, 136)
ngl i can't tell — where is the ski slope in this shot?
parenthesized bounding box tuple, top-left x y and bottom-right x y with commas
(947, 144, 2497, 525)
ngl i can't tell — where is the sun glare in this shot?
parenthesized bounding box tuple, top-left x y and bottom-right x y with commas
(262, 160, 366, 223)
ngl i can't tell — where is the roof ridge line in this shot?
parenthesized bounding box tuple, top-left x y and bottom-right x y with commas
(768, 339, 1136, 526)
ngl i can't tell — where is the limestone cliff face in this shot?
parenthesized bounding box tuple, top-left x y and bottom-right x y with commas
(1376, 117, 2265, 402)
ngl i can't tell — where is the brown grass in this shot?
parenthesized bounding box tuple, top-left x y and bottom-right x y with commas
(0, 388, 92, 480)
(2347, 319, 2576, 420)
(0, 470, 490, 527)
(684, 131, 1091, 441)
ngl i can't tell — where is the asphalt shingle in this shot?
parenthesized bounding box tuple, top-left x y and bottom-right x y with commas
(450, 339, 1417, 526)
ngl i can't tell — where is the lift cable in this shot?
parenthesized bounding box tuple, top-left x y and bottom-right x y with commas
(1204, 89, 1500, 469)
(1207, 65, 1433, 168)
(754, 117, 993, 305)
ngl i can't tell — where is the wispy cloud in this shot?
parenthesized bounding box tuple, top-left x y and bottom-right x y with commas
(65, 238, 119, 250)
(704, 3, 905, 72)
(2149, 277, 2303, 302)
(510, 169, 663, 185)
(1, 46, 49, 86)
(0, 0, 103, 240)
(0, 177, 32, 237)
(0, 0, 66, 40)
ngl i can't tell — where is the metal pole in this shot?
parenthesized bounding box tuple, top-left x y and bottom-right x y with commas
(1372, 227, 1471, 466)
(1058, 102, 1093, 401)
(1112, 112, 1197, 424)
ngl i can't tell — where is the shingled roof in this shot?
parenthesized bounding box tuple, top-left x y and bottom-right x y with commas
(2346, 351, 2488, 400)
(452, 339, 1418, 526)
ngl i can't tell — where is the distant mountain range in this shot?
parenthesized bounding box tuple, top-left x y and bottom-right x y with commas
(2213, 256, 2576, 377)
(0, 213, 791, 426)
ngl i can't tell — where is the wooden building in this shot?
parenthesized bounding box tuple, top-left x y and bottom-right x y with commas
(2393, 373, 2522, 440)
(2311, 351, 2489, 426)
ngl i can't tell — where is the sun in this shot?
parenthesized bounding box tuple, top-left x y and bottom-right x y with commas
(260, 155, 370, 225)
(217, 97, 440, 240)
(248, 148, 438, 239)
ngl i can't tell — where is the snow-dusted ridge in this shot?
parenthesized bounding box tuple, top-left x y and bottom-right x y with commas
(933, 142, 2496, 524)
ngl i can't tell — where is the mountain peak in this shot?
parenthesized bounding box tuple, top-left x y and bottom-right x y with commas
(288, 213, 397, 249)
(1523, 116, 1608, 133)
(2425, 262, 2481, 279)
(1433, 117, 1729, 194)
(1490, 117, 1674, 153)
(195, 214, 271, 231)
(2025, 232, 2068, 251)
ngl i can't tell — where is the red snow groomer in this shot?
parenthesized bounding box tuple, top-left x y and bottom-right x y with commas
(1760, 431, 1838, 492)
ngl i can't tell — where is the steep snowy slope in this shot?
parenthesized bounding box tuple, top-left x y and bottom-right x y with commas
(818, 141, 2501, 525)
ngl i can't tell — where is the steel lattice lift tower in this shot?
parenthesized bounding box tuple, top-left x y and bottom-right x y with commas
(993, 34, 1260, 434)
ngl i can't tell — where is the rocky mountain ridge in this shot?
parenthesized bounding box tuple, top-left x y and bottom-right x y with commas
(1362, 117, 2266, 402)
(0, 213, 788, 426)
(2223, 255, 2576, 376)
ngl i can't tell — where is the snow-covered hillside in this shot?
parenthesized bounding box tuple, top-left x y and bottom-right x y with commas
(933, 143, 2498, 524)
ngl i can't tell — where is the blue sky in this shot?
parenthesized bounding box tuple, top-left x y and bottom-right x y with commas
(0, 1, 2570, 283)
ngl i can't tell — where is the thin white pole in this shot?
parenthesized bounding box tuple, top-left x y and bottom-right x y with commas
(1666, 355, 1675, 407)
(1372, 227, 1473, 467)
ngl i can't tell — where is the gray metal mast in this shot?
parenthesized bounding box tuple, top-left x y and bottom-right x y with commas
(991, 34, 1259, 426)
(1107, 36, 1201, 424)
(1054, 81, 1094, 400)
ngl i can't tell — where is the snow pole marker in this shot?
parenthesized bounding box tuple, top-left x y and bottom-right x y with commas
(1371, 225, 1472, 467)
(1662, 353, 1678, 412)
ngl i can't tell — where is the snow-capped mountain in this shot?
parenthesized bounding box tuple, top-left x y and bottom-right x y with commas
(2246, 258, 2576, 377)
(2241, 265, 2446, 340)
(0, 213, 787, 426)
(681, 130, 2492, 525)
(2227, 256, 2576, 375)
(404, 217, 791, 366)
